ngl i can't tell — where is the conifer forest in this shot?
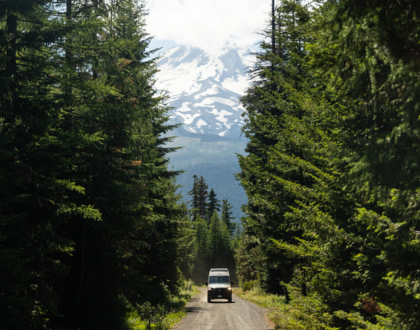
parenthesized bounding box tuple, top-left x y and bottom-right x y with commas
(1, 0, 420, 329)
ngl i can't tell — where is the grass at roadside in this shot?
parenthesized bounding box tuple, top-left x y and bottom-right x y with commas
(125, 280, 201, 330)
(235, 287, 338, 330)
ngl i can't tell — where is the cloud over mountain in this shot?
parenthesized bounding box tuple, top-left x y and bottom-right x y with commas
(145, 0, 268, 56)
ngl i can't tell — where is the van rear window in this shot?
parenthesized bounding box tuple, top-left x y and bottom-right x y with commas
(209, 276, 230, 284)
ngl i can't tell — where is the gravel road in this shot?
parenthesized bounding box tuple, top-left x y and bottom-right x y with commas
(172, 288, 275, 330)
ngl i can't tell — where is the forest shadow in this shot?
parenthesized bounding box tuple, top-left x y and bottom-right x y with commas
(186, 306, 210, 313)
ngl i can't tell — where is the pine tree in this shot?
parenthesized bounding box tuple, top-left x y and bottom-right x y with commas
(221, 199, 236, 237)
(177, 211, 196, 280)
(233, 1, 420, 329)
(0, 1, 92, 328)
(207, 188, 221, 219)
(197, 176, 209, 221)
(193, 217, 209, 282)
(51, 0, 183, 327)
(231, 225, 242, 251)
(188, 174, 200, 221)
(0, 0, 183, 328)
(188, 175, 209, 222)
(307, 1, 420, 328)
(234, 228, 265, 287)
(188, 178, 237, 282)
(237, 1, 359, 314)
(238, 0, 319, 295)
(207, 211, 234, 269)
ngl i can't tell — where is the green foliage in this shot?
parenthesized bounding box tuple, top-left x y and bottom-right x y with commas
(125, 281, 198, 330)
(237, 0, 337, 297)
(166, 129, 247, 221)
(221, 199, 236, 237)
(207, 211, 233, 267)
(242, 281, 256, 292)
(236, 1, 420, 330)
(309, 1, 420, 328)
(193, 217, 209, 281)
(231, 224, 242, 251)
(234, 229, 260, 286)
(186, 175, 238, 282)
(208, 189, 221, 220)
(237, 286, 338, 330)
(188, 175, 209, 222)
(0, 0, 184, 328)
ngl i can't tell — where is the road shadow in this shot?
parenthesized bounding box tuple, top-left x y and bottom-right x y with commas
(208, 301, 236, 304)
(185, 306, 210, 313)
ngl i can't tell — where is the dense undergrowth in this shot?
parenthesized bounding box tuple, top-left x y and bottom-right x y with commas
(125, 280, 200, 330)
(238, 281, 414, 330)
(236, 285, 338, 330)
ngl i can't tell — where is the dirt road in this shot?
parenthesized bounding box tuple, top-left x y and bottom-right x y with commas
(172, 288, 274, 330)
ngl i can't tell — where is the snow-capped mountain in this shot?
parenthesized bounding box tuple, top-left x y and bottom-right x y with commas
(155, 46, 254, 137)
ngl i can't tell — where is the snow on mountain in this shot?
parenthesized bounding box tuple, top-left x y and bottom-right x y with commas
(155, 46, 254, 137)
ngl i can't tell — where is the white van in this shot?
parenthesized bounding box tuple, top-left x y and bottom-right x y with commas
(205, 268, 233, 303)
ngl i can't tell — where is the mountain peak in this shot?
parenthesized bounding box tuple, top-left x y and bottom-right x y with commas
(155, 46, 254, 137)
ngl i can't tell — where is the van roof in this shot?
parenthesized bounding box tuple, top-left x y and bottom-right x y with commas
(210, 268, 228, 272)
(209, 268, 229, 276)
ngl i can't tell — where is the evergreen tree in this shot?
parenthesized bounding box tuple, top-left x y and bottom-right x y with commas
(237, 3, 360, 321)
(221, 199, 236, 237)
(231, 225, 242, 251)
(0, 1, 91, 328)
(197, 176, 209, 221)
(0, 0, 183, 328)
(237, 1, 420, 329)
(207, 188, 221, 219)
(188, 175, 209, 222)
(188, 174, 200, 221)
(176, 205, 196, 280)
(207, 211, 234, 269)
(238, 0, 319, 295)
(187, 176, 238, 282)
(234, 231, 260, 286)
(307, 1, 420, 328)
(52, 0, 183, 327)
(193, 217, 209, 283)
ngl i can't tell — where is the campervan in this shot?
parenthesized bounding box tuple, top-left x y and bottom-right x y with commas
(205, 268, 233, 303)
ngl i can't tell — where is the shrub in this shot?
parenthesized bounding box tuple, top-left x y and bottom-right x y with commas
(242, 281, 255, 291)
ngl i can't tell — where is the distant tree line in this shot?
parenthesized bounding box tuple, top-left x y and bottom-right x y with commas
(0, 0, 186, 329)
(235, 0, 420, 329)
(180, 175, 240, 283)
